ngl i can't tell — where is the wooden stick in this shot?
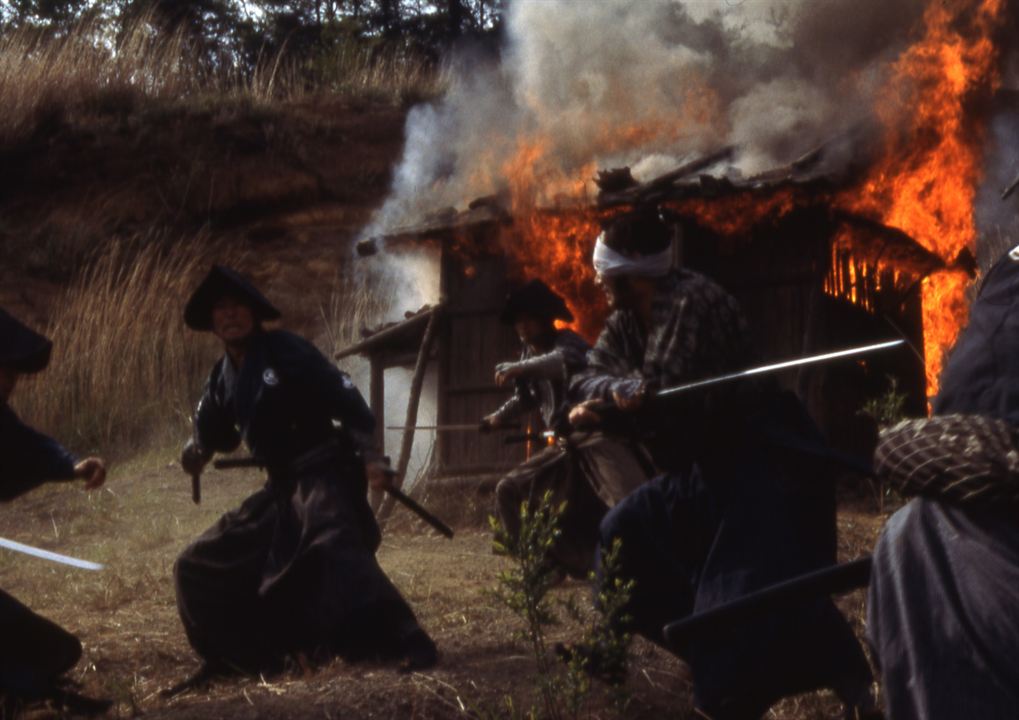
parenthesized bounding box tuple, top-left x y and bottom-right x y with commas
(377, 305, 444, 527)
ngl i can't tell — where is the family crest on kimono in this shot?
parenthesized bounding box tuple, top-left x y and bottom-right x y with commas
(482, 279, 652, 578)
(868, 243, 1019, 720)
(173, 266, 436, 683)
(567, 211, 875, 719)
(0, 309, 109, 715)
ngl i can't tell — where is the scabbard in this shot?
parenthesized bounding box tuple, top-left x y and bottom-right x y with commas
(213, 457, 264, 470)
(662, 556, 873, 653)
(385, 486, 455, 539)
(213, 456, 454, 539)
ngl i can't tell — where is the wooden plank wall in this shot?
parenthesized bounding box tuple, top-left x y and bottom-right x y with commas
(436, 246, 528, 476)
(679, 208, 926, 455)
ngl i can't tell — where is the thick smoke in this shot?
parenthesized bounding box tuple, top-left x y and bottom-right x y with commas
(364, 0, 932, 238)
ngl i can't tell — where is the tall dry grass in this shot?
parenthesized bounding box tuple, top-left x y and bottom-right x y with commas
(320, 268, 389, 356)
(311, 43, 449, 103)
(0, 18, 193, 144)
(0, 17, 445, 146)
(13, 236, 238, 455)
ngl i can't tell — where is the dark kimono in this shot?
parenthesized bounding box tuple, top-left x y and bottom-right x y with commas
(0, 404, 83, 696)
(868, 250, 1019, 719)
(489, 330, 652, 577)
(571, 270, 871, 718)
(174, 330, 429, 673)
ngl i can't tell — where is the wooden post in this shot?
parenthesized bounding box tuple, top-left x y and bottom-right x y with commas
(369, 356, 386, 512)
(377, 305, 443, 527)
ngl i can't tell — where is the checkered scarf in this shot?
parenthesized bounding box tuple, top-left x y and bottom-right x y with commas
(876, 414, 1019, 506)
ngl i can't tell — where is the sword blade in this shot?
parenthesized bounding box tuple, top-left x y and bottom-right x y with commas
(386, 424, 493, 432)
(657, 339, 906, 399)
(0, 536, 104, 571)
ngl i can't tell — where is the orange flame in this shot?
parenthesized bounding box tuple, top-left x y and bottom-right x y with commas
(458, 0, 1004, 401)
(497, 138, 609, 339)
(836, 0, 1004, 397)
(668, 189, 803, 237)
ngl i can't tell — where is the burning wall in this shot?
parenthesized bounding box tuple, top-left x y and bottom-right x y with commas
(363, 0, 1019, 400)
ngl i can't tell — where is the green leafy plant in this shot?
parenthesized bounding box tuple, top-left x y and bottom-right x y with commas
(859, 375, 910, 512)
(859, 375, 908, 428)
(488, 491, 634, 719)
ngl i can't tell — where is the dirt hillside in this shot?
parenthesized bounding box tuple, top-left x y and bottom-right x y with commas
(0, 96, 408, 335)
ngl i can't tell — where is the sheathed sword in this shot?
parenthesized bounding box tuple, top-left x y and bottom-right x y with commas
(0, 536, 104, 571)
(213, 457, 454, 539)
(385, 425, 489, 431)
(662, 556, 873, 652)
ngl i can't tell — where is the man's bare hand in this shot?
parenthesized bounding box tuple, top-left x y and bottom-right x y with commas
(494, 363, 521, 388)
(479, 413, 502, 433)
(613, 382, 647, 412)
(74, 457, 106, 490)
(568, 400, 603, 429)
(180, 439, 209, 476)
(367, 461, 394, 491)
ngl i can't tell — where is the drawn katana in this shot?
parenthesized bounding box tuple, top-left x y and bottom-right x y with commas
(0, 536, 104, 571)
(654, 338, 905, 399)
(391, 340, 907, 438)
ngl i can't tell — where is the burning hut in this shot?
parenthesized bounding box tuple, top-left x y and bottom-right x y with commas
(337, 142, 955, 490)
(336, 201, 528, 487)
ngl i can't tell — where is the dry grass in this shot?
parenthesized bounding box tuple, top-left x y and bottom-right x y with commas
(0, 18, 196, 145)
(320, 269, 390, 356)
(0, 17, 444, 147)
(12, 236, 238, 456)
(0, 453, 886, 719)
(311, 43, 449, 104)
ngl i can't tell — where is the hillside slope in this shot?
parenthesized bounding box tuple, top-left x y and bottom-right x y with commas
(0, 96, 409, 334)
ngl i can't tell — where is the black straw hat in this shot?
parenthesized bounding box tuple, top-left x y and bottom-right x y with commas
(500, 279, 574, 325)
(184, 265, 281, 331)
(0, 308, 52, 374)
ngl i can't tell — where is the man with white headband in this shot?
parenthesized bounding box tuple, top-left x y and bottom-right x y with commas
(568, 211, 874, 719)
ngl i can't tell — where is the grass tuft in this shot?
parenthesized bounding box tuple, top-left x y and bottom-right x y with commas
(0, 17, 445, 148)
(12, 235, 239, 457)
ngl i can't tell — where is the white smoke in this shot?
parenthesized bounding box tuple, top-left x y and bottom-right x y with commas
(364, 0, 933, 236)
(361, 246, 441, 316)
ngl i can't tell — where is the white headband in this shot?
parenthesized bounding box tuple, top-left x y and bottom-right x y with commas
(592, 233, 672, 278)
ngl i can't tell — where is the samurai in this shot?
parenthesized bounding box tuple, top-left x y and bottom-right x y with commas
(867, 244, 1019, 719)
(0, 308, 109, 714)
(173, 266, 436, 683)
(481, 279, 652, 578)
(567, 211, 874, 719)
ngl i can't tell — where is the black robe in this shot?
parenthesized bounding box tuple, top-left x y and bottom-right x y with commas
(0, 403, 76, 500)
(572, 271, 871, 718)
(0, 404, 82, 695)
(174, 330, 428, 672)
(868, 249, 1019, 719)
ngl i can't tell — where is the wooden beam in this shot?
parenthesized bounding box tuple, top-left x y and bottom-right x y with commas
(369, 357, 386, 512)
(597, 146, 735, 207)
(334, 308, 434, 361)
(377, 306, 444, 528)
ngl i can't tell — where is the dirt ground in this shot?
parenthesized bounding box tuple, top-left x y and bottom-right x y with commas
(0, 451, 887, 720)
